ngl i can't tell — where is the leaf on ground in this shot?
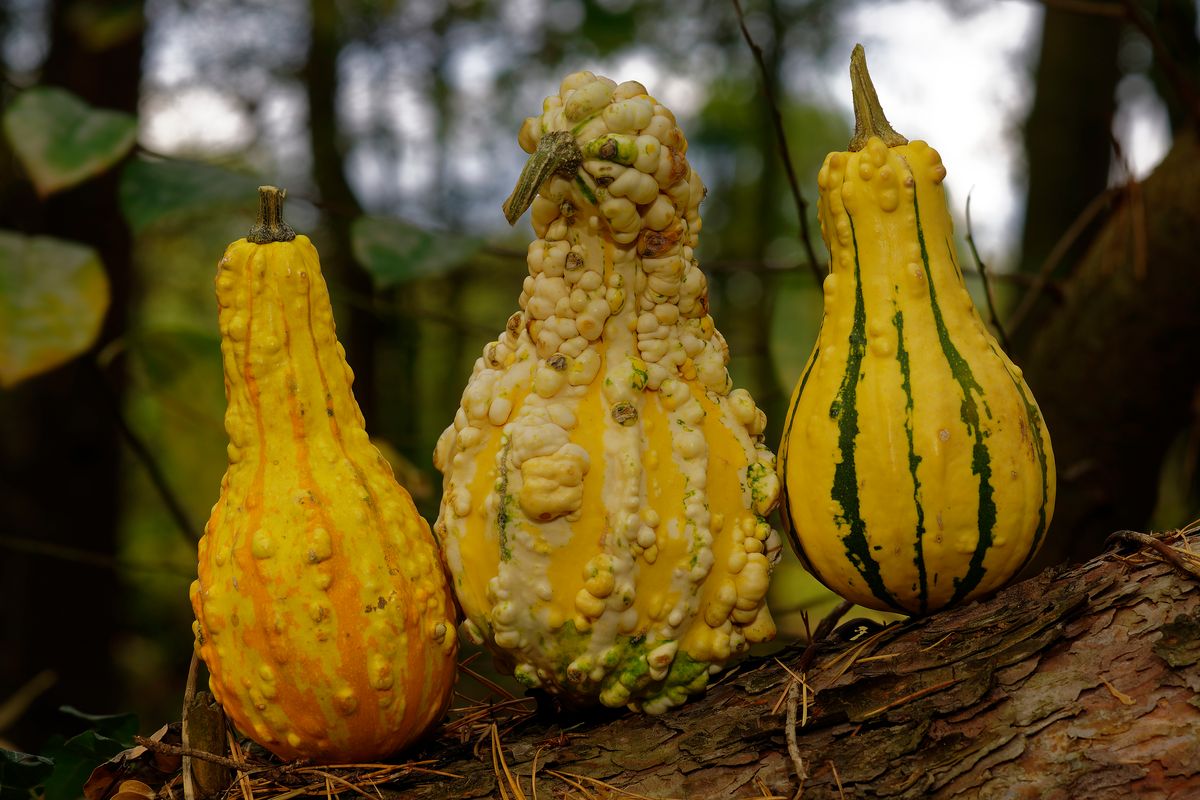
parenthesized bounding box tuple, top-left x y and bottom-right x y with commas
(40, 732, 128, 800)
(0, 748, 55, 793)
(119, 159, 259, 233)
(3, 87, 137, 197)
(59, 707, 138, 746)
(83, 723, 180, 800)
(0, 231, 110, 388)
(351, 215, 483, 289)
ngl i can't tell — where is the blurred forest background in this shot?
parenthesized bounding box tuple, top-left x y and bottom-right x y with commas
(2, 0, 1199, 765)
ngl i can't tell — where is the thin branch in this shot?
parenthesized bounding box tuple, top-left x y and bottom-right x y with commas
(181, 653, 199, 800)
(0, 533, 194, 578)
(133, 736, 249, 771)
(781, 599, 852, 796)
(964, 191, 1012, 352)
(730, 0, 825, 287)
(91, 360, 202, 543)
(1007, 186, 1119, 336)
(797, 599, 854, 674)
(0, 670, 57, 735)
(1116, 0, 1200, 129)
(784, 681, 806, 790)
(1106, 530, 1200, 581)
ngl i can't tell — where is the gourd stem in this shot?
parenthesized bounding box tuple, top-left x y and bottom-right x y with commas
(848, 44, 908, 152)
(502, 130, 583, 226)
(247, 185, 297, 243)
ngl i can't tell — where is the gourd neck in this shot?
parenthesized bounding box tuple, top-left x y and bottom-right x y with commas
(247, 185, 297, 244)
(503, 131, 583, 225)
(848, 44, 908, 152)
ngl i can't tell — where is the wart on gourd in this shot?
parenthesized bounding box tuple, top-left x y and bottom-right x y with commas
(435, 72, 782, 713)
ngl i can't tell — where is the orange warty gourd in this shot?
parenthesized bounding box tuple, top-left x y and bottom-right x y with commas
(190, 187, 457, 762)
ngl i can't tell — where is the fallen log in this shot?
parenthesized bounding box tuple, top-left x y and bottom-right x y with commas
(405, 527, 1200, 799)
(135, 528, 1200, 800)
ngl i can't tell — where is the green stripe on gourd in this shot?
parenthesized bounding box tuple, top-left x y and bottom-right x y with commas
(912, 191, 997, 608)
(776, 44, 1055, 615)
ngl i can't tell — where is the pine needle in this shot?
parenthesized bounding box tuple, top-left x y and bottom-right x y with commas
(490, 723, 527, 800)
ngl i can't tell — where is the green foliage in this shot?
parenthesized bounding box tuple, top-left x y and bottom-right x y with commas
(0, 750, 55, 796)
(0, 709, 137, 800)
(351, 215, 485, 288)
(581, 0, 638, 54)
(56, 708, 139, 744)
(0, 230, 110, 388)
(2, 88, 137, 197)
(119, 159, 259, 234)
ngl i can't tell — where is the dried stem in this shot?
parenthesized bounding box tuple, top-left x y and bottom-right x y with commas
(730, 0, 825, 287)
(502, 131, 581, 226)
(247, 186, 297, 244)
(848, 44, 908, 151)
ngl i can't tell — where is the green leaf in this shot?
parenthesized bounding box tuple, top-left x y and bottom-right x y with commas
(0, 748, 55, 794)
(351, 216, 483, 289)
(0, 230, 110, 388)
(40, 731, 126, 800)
(119, 158, 260, 233)
(2, 87, 137, 197)
(58, 707, 138, 746)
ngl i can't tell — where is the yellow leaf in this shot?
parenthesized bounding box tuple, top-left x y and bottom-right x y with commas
(0, 231, 110, 387)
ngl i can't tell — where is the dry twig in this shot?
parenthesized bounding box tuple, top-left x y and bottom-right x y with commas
(1007, 186, 1119, 335)
(1106, 529, 1200, 582)
(729, 0, 825, 287)
(964, 191, 1012, 352)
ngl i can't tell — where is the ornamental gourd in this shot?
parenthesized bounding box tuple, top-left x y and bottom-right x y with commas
(190, 187, 457, 762)
(433, 72, 782, 713)
(779, 47, 1055, 615)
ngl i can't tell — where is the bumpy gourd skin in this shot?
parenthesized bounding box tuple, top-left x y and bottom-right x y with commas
(191, 229, 457, 762)
(434, 72, 782, 713)
(779, 134, 1056, 615)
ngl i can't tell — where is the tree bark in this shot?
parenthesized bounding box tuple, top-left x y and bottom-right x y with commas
(218, 529, 1199, 799)
(1020, 129, 1200, 567)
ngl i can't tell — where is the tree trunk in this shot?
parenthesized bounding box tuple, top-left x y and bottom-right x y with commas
(1021, 129, 1200, 568)
(1017, 6, 1121, 283)
(305, 0, 377, 422)
(199, 529, 1199, 799)
(0, 0, 142, 749)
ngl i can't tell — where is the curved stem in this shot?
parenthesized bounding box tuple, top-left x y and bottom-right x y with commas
(502, 131, 582, 226)
(848, 44, 908, 152)
(247, 185, 297, 243)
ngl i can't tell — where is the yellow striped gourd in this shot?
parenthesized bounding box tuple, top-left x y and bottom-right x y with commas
(433, 72, 782, 713)
(779, 47, 1055, 615)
